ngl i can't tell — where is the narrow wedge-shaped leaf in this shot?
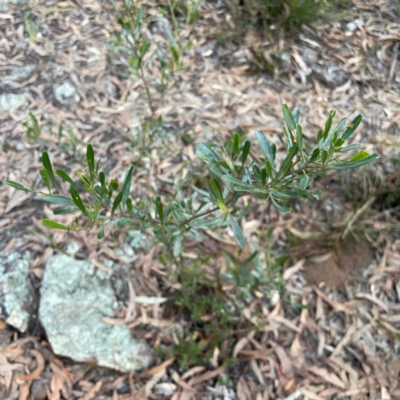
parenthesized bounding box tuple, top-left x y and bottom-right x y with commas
(99, 172, 106, 187)
(332, 117, 347, 137)
(86, 144, 95, 180)
(339, 143, 361, 153)
(326, 154, 378, 170)
(309, 148, 320, 163)
(112, 191, 123, 215)
(232, 134, 239, 157)
(196, 142, 220, 163)
(341, 114, 362, 140)
(271, 196, 291, 213)
(122, 165, 133, 205)
(43, 195, 73, 205)
(270, 189, 290, 200)
(70, 188, 88, 216)
(56, 169, 74, 185)
(173, 234, 183, 257)
(323, 110, 335, 139)
(98, 225, 105, 239)
(293, 108, 300, 125)
(241, 140, 251, 165)
(299, 174, 313, 190)
(282, 104, 296, 132)
(228, 214, 245, 248)
(256, 131, 274, 167)
(42, 219, 68, 230)
(40, 168, 51, 193)
(276, 145, 298, 180)
(221, 175, 256, 192)
(296, 124, 306, 163)
(53, 208, 77, 215)
(4, 180, 30, 192)
(350, 150, 371, 162)
(42, 152, 58, 191)
(156, 196, 164, 222)
(210, 178, 227, 212)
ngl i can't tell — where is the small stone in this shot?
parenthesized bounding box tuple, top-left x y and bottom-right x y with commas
(346, 22, 357, 32)
(0, 252, 35, 332)
(11, 64, 36, 80)
(54, 82, 80, 105)
(0, 93, 28, 112)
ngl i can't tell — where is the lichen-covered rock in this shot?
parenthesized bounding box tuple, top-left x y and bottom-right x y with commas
(0, 93, 28, 112)
(39, 254, 153, 372)
(11, 64, 36, 80)
(0, 252, 35, 332)
(54, 82, 80, 105)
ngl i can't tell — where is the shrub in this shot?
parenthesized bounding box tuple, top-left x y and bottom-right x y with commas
(225, 0, 346, 32)
(6, 106, 378, 251)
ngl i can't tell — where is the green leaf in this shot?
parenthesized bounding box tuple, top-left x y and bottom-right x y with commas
(42, 152, 58, 191)
(282, 104, 296, 132)
(269, 189, 290, 200)
(109, 179, 118, 191)
(326, 154, 378, 170)
(338, 143, 361, 152)
(271, 196, 291, 213)
(42, 219, 68, 230)
(341, 114, 362, 140)
(261, 168, 267, 185)
(99, 172, 106, 187)
(42, 195, 73, 205)
(221, 174, 257, 192)
(53, 208, 77, 215)
(293, 108, 300, 125)
(241, 140, 251, 165)
(296, 124, 306, 163)
(86, 144, 95, 180)
(98, 225, 105, 239)
(156, 196, 164, 222)
(276, 145, 298, 180)
(323, 110, 335, 139)
(40, 168, 51, 193)
(252, 165, 261, 181)
(264, 160, 274, 180)
(70, 188, 88, 216)
(256, 131, 274, 167)
(316, 129, 323, 144)
(309, 148, 320, 163)
(5, 180, 29, 192)
(350, 150, 371, 162)
(126, 198, 133, 214)
(122, 165, 133, 206)
(112, 191, 123, 215)
(56, 169, 74, 185)
(299, 174, 313, 190)
(228, 214, 245, 248)
(210, 179, 227, 212)
(232, 134, 239, 157)
(173, 233, 183, 257)
(321, 149, 328, 165)
(196, 143, 221, 163)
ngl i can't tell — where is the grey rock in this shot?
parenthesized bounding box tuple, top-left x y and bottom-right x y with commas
(0, 0, 21, 12)
(39, 254, 153, 372)
(311, 64, 349, 88)
(0, 252, 35, 332)
(54, 82, 80, 105)
(0, 93, 28, 112)
(11, 64, 36, 80)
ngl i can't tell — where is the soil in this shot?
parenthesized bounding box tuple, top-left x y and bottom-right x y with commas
(303, 240, 373, 288)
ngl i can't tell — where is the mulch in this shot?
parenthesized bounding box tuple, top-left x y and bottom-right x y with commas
(1, 0, 400, 398)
